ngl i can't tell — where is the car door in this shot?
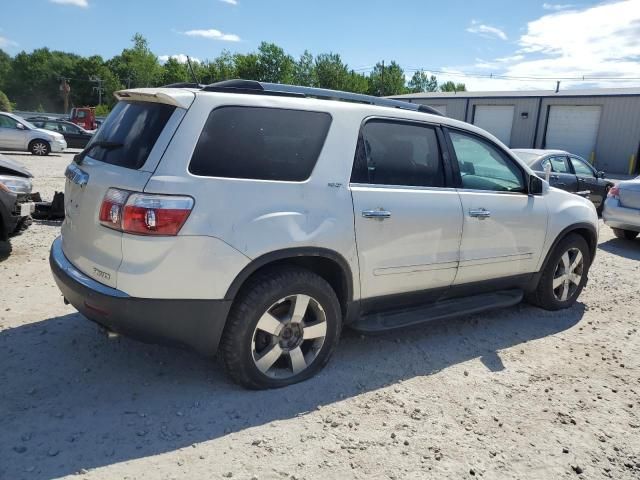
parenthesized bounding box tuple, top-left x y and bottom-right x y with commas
(59, 122, 87, 148)
(569, 155, 604, 207)
(0, 114, 25, 149)
(445, 128, 548, 285)
(541, 155, 578, 193)
(350, 118, 463, 303)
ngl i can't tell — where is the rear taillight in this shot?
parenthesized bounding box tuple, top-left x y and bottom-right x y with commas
(608, 186, 620, 198)
(99, 188, 194, 236)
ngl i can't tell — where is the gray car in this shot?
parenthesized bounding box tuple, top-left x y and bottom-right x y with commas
(603, 177, 640, 240)
(512, 149, 614, 214)
(0, 112, 67, 155)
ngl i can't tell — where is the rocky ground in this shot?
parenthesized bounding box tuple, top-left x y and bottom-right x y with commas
(0, 151, 638, 480)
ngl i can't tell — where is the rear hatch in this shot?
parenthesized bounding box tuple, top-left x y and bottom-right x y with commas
(619, 180, 640, 210)
(61, 89, 194, 288)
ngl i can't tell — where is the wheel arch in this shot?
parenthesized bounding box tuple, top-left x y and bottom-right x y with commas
(28, 138, 51, 150)
(542, 222, 598, 271)
(225, 248, 354, 316)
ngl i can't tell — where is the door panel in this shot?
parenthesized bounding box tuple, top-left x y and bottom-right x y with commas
(0, 115, 24, 149)
(542, 155, 578, 192)
(352, 186, 463, 298)
(570, 156, 603, 206)
(455, 191, 547, 283)
(447, 129, 548, 284)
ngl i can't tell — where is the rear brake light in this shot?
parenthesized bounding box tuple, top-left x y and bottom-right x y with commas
(608, 186, 620, 198)
(99, 188, 194, 236)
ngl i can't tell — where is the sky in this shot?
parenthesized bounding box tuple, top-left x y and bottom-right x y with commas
(1, 0, 640, 91)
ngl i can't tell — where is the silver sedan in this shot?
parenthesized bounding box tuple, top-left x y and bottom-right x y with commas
(603, 177, 640, 240)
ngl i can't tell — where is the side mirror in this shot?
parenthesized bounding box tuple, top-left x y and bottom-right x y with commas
(16, 123, 25, 130)
(529, 175, 544, 195)
(597, 171, 606, 179)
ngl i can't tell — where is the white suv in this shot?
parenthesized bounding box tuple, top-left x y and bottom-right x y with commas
(50, 80, 598, 389)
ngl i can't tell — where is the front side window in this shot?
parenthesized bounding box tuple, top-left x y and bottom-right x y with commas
(544, 156, 571, 174)
(0, 115, 18, 129)
(351, 119, 444, 187)
(189, 107, 332, 181)
(449, 130, 524, 192)
(570, 157, 594, 177)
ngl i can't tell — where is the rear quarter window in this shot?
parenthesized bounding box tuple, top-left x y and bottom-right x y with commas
(87, 101, 176, 170)
(189, 106, 332, 181)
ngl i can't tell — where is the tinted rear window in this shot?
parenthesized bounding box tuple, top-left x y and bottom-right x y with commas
(88, 101, 175, 169)
(189, 106, 332, 181)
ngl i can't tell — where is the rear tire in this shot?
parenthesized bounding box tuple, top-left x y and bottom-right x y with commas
(220, 267, 342, 389)
(612, 228, 639, 240)
(527, 233, 591, 311)
(29, 139, 50, 156)
(0, 238, 11, 259)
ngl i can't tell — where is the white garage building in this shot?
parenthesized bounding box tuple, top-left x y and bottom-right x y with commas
(391, 88, 640, 175)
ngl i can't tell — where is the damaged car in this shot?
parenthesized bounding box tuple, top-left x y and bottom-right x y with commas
(0, 154, 35, 256)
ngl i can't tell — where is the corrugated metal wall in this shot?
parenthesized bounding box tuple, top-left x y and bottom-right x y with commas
(404, 94, 640, 174)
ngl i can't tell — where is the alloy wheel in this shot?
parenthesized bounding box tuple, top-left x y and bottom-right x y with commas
(32, 142, 48, 155)
(552, 247, 584, 302)
(251, 294, 327, 379)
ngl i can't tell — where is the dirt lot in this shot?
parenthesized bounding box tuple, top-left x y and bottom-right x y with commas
(1, 151, 639, 480)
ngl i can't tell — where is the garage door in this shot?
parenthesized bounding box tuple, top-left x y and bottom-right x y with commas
(473, 105, 515, 146)
(545, 106, 601, 162)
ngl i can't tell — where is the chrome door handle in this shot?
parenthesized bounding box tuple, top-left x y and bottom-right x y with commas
(469, 208, 491, 219)
(362, 209, 391, 219)
(550, 174, 559, 179)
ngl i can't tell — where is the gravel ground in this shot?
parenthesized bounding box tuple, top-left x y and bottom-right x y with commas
(0, 151, 639, 480)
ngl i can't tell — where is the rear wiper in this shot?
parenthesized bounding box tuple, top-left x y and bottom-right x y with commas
(74, 141, 123, 165)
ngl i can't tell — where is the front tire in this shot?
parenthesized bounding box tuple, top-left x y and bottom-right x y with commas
(221, 267, 342, 389)
(527, 233, 591, 311)
(612, 228, 639, 240)
(29, 139, 51, 156)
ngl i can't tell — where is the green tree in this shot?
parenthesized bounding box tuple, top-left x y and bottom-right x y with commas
(161, 57, 189, 85)
(314, 53, 350, 90)
(256, 42, 295, 83)
(0, 49, 11, 91)
(107, 33, 160, 89)
(0, 90, 11, 111)
(408, 70, 438, 93)
(368, 61, 407, 96)
(345, 71, 370, 94)
(234, 53, 260, 80)
(201, 50, 236, 84)
(440, 81, 466, 92)
(294, 50, 315, 86)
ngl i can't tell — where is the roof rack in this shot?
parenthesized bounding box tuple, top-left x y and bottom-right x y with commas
(163, 82, 205, 89)
(199, 79, 444, 116)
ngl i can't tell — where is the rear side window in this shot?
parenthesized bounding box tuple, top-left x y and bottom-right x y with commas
(351, 119, 444, 187)
(88, 101, 176, 170)
(189, 107, 332, 181)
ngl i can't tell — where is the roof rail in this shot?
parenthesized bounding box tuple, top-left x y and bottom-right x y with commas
(162, 82, 205, 89)
(200, 79, 444, 116)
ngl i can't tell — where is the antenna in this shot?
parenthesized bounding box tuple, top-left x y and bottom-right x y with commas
(186, 56, 200, 85)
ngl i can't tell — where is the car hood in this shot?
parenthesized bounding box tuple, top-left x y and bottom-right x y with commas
(34, 128, 64, 140)
(0, 153, 33, 178)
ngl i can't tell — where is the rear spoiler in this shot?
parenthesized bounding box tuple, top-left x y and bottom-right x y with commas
(114, 88, 195, 110)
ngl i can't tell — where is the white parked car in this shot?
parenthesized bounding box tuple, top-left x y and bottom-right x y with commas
(50, 81, 599, 389)
(0, 112, 67, 155)
(603, 177, 640, 240)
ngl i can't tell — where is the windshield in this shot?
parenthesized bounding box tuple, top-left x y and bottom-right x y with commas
(86, 101, 175, 169)
(512, 151, 541, 165)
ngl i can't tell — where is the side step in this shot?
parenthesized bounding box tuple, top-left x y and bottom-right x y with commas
(350, 289, 524, 333)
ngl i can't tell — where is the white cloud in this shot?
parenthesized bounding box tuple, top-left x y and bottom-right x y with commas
(542, 3, 575, 10)
(0, 36, 18, 49)
(159, 54, 201, 64)
(466, 20, 508, 40)
(182, 28, 241, 42)
(49, 0, 89, 7)
(443, 0, 640, 91)
(219, 0, 238, 4)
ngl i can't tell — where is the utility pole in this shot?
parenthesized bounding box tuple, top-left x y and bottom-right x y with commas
(59, 77, 70, 114)
(555, 81, 561, 93)
(381, 60, 385, 97)
(90, 75, 104, 105)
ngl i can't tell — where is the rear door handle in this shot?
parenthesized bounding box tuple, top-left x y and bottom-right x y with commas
(469, 208, 491, 219)
(362, 209, 391, 219)
(550, 174, 559, 179)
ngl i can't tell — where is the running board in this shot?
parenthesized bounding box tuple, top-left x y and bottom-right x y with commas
(350, 289, 524, 333)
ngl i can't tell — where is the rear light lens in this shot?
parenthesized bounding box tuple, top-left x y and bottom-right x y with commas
(99, 188, 194, 236)
(608, 186, 620, 198)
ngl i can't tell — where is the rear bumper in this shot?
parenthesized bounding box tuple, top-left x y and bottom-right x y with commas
(49, 236, 231, 356)
(603, 198, 640, 233)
